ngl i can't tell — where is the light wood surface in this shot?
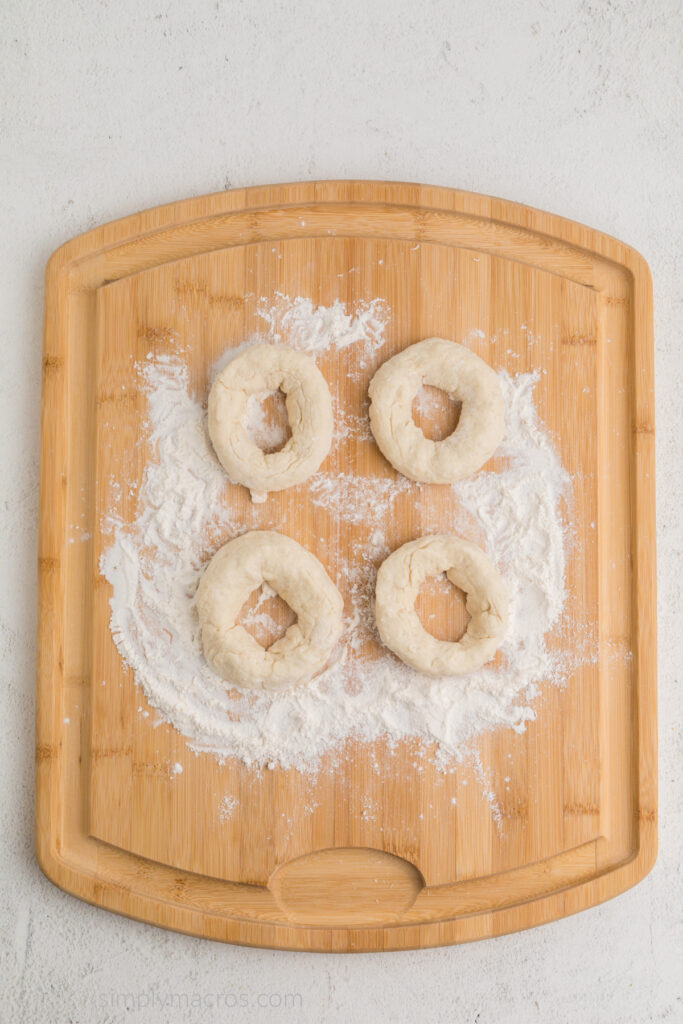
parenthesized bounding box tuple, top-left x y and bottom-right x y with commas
(35, 180, 656, 952)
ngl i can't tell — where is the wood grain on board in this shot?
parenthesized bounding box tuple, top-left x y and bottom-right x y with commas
(36, 181, 656, 951)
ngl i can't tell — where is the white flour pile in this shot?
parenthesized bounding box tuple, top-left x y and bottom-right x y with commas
(100, 294, 583, 772)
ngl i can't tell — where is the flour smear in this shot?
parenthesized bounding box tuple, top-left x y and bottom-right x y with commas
(100, 293, 588, 772)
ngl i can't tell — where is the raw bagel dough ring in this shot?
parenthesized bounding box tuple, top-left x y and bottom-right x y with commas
(368, 338, 504, 483)
(196, 531, 344, 691)
(374, 535, 508, 676)
(208, 344, 333, 495)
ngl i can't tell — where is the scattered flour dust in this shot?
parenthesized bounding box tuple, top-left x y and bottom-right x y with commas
(256, 292, 389, 361)
(219, 794, 239, 822)
(100, 294, 588, 775)
(308, 472, 412, 525)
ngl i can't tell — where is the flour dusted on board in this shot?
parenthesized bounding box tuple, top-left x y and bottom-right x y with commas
(100, 295, 588, 772)
(256, 292, 389, 359)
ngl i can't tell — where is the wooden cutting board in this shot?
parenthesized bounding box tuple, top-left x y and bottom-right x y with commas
(36, 181, 656, 952)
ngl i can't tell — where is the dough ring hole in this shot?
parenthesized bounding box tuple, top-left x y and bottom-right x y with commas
(237, 583, 297, 650)
(414, 573, 471, 643)
(246, 389, 292, 454)
(412, 385, 462, 442)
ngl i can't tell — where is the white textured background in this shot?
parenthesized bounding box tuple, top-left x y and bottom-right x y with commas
(1, 1, 681, 1021)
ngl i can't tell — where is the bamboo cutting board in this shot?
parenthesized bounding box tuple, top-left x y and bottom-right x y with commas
(36, 181, 656, 951)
